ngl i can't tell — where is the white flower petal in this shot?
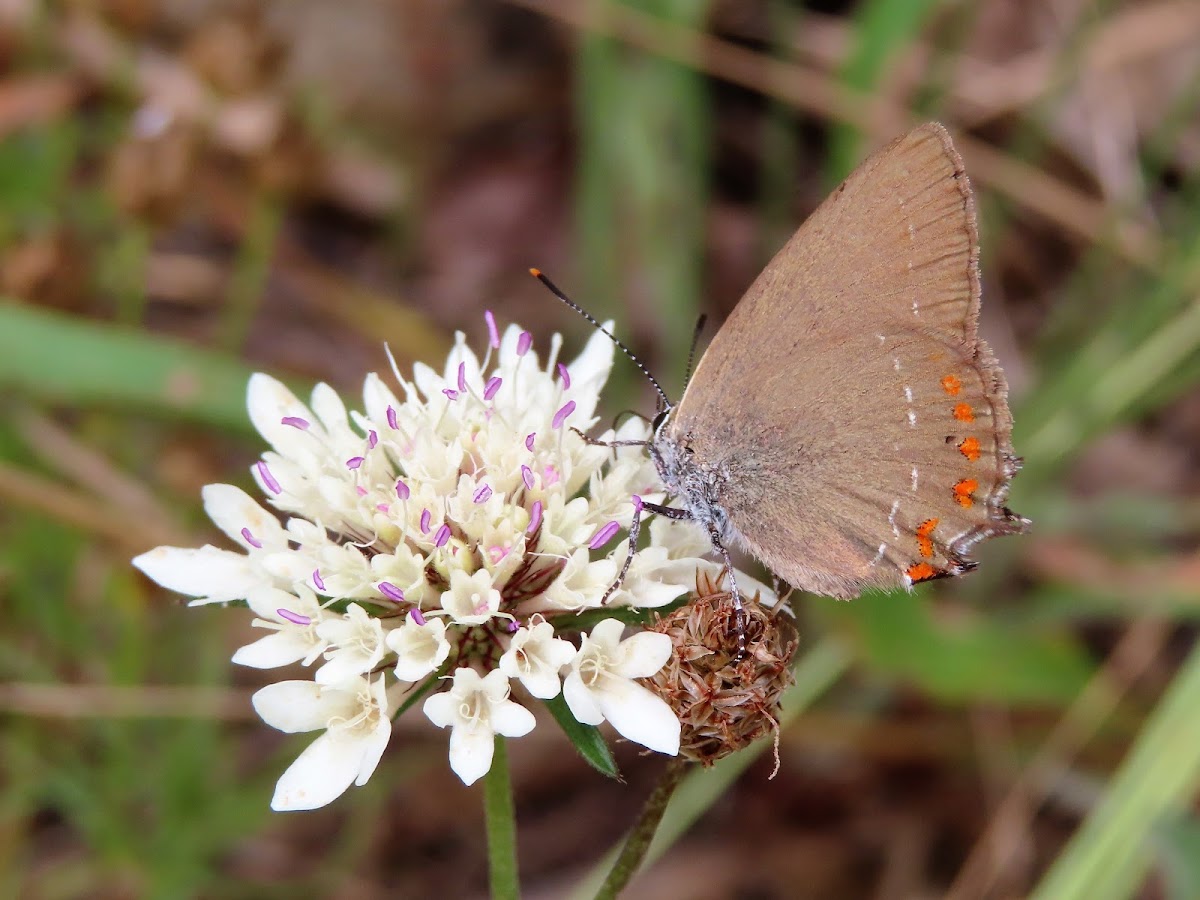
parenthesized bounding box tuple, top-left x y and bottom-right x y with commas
(615, 631, 672, 679)
(252, 681, 355, 733)
(270, 730, 363, 811)
(422, 690, 457, 729)
(447, 723, 495, 786)
(589, 618, 626, 648)
(519, 667, 561, 700)
(232, 632, 312, 669)
(310, 382, 350, 434)
(314, 654, 368, 685)
(649, 515, 710, 558)
(490, 701, 536, 738)
(132, 546, 263, 604)
(595, 676, 680, 755)
(202, 483, 287, 550)
(245, 586, 315, 620)
(562, 670, 604, 725)
(246, 374, 314, 453)
(353, 715, 393, 786)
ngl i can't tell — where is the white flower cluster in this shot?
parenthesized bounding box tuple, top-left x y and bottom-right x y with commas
(134, 314, 769, 810)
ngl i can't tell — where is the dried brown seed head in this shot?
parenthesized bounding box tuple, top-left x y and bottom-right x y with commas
(642, 569, 797, 767)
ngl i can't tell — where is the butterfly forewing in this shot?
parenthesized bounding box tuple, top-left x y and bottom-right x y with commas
(670, 123, 1027, 597)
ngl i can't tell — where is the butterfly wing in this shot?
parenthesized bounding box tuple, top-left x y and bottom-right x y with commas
(671, 123, 1028, 598)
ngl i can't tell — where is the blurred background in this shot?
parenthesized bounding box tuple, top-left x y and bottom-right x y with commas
(1, 1, 1199, 897)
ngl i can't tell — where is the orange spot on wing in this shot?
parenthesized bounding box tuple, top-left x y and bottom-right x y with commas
(957, 437, 981, 461)
(953, 402, 975, 422)
(953, 479, 979, 508)
(915, 518, 939, 558)
(941, 374, 962, 395)
(907, 562, 938, 583)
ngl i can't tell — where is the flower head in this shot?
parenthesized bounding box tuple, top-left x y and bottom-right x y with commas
(563, 619, 681, 755)
(253, 675, 392, 811)
(132, 314, 774, 804)
(312, 603, 387, 684)
(423, 668, 536, 785)
(386, 613, 452, 682)
(441, 569, 502, 626)
(499, 619, 578, 699)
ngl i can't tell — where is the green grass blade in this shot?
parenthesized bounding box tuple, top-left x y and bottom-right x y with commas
(827, 0, 943, 180)
(1031, 638, 1200, 900)
(0, 300, 274, 433)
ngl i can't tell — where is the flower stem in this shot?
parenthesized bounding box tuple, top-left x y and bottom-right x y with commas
(593, 757, 688, 900)
(484, 735, 520, 900)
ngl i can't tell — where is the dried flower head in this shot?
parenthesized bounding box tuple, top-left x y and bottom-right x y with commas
(133, 313, 775, 808)
(643, 569, 797, 768)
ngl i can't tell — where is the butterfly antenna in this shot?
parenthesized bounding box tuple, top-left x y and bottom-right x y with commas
(683, 313, 707, 388)
(529, 268, 672, 410)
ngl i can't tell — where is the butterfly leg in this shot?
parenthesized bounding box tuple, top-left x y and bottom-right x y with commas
(569, 427, 649, 451)
(600, 498, 691, 605)
(703, 524, 747, 659)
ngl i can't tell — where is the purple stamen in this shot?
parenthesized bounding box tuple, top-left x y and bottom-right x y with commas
(386, 406, 399, 429)
(485, 310, 500, 348)
(420, 509, 431, 533)
(521, 465, 534, 490)
(409, 607, 427, 626)
(543, 465, 560, 487)
(517, 331, 532, 356)
(367, 430, 378, 449)
(484, 376, 502, 400)
(378, 582, 406, 603)
(395, 479, 410, 500)
(527, 500, 543, 535)
(457, 362, 467, 393)
(473, 484, 493, 504)
(312, 569, 325, 591)
(281, 416, 310, 430)
(507, 619, 520, 633)
(256, 461, 282, 495)
(346, 456, 365, 470)
(277, 608, 311, 626)
(376, 503, 390, 513)
(552, 400, 576, 429)
(240, 527, 262, 549)
(442, 388, 459, 401)
(588, 520, 621, 550)
(356, 486, 368, 497)
(433, 524, 451, 548)
(632, 494, 644, 514)
(525, 432, 536, 451)
(557, 363, 571, 389)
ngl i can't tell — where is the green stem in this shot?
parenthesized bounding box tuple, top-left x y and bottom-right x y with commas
(594, 758, 688, 900)
(484, 735, 520, 900)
